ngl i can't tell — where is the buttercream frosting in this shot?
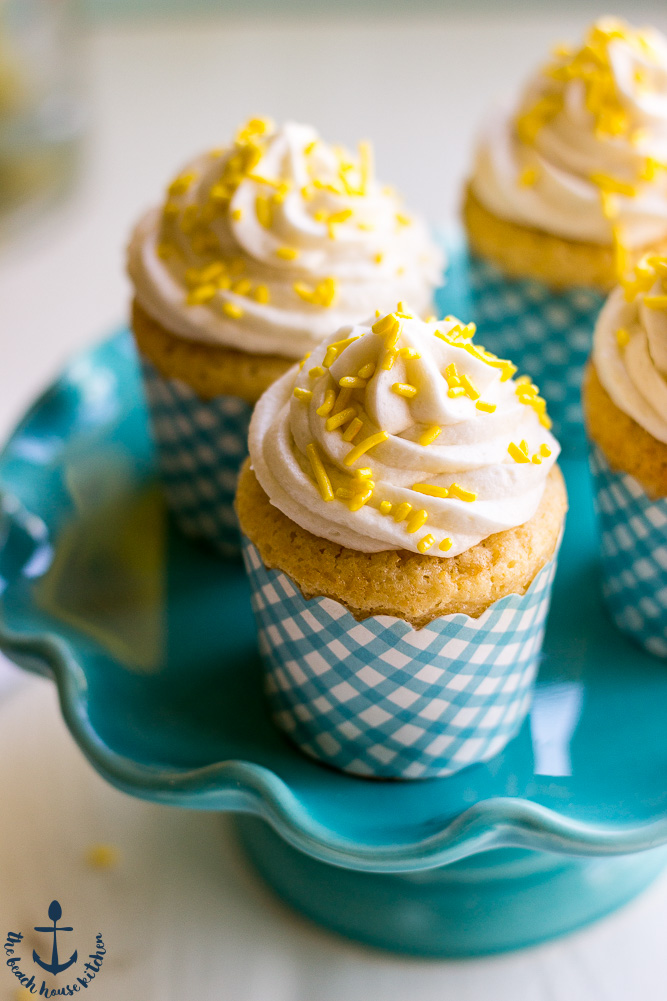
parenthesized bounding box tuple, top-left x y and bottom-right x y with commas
(128, 117, 443, 360)
(249, 308, 560, 557)
(593, 254, 667, 442)
(471, 18, 667, 255)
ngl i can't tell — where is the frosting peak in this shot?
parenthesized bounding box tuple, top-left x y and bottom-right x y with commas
(471, 18, 667, 261)
(128, 118, 443, 359)
(249, 309, 560, 557)
(594, 253, 667, 442)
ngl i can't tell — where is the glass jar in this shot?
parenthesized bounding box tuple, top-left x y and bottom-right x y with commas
(0, 0, 86, 237)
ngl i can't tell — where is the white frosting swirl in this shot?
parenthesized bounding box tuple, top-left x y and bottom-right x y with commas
(471, 19, 667, 248)
(249, 311, 560, 557)
(128, 119, 443, 359)
(593, 257, 667, 442)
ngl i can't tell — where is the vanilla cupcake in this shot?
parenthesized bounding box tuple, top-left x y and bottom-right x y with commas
(237, 308, 567, 779)
(584, 254, 667, 657)
(128, 117, 443, 555)
(462, 18, 667, 453)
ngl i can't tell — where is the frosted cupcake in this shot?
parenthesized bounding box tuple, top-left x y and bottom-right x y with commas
(584, 254, 667, 657)
(237, 308, 567, 778)
(462, 18, 667, 453)
(128, 117, 443, 555)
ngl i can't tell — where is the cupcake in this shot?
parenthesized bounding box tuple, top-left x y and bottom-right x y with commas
(583, 254, 667, 657)
(237, 307, 567, 778)
(127, 117, 443, 556)
(462, 17, 667, 453)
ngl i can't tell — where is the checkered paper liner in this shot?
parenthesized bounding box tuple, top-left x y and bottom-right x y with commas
(140, 357, 252, 557)
(466, 255, 604, 457)
(589, 444, 667, 659)
(242, 537, 559, 779)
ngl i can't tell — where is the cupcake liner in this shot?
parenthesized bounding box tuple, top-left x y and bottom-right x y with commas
(589, 444, 667, 658)
(140, 357, 252, 557)
(464, 254, 604, 456)
(242, 536, 559, 779)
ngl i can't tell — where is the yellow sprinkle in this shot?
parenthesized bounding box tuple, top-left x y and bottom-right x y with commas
(253, 284, 270, 304)
(448, 482, 477, 502)
(232, 278, 252, 295)
(344, 431, 389, 467)
(374, 252, 384, 264)
(519, 166, 539, 186)
(248, 172, 282, 188)
(539, 443, 552, 457)
(325, 407, 357, 431)
(339, 376, 367, 389)
(400, 347, 421, 360)
(334, 386, 353, 412)
(86, 843, 120, 870)
(381, 349, 398, 371)
(396, 301, 414, 318)
(168, 170, 197, 196)
(329, 334, 359, 351)
(520, 439, 529, 455)
(276, 246, 298, 260)
(509, 442, 531, 464)
(353, 467, 373, 480)
(304, 140, 317, 155)
(411, 483, 449, 501)
(644, 295, 667, 309)
(406, 509, 428, 534)
(476, 400, 497, 413)
(222, 301, 244, 319)
(393, 502, 413, 523)
(392, 383, 418, 399)
(532, 454, 542, 464)
(417, 534, 435, 554)
(316, 389, 337, 417)
(293, 387, 313, 403)
(372, 313, 400, 337)
(306, 442, 334, 502)
(439, 537, 453, 552)
(616, 327, 630, 347)
(231, 208, 243, 221)
(335, 487, 354, 500)
(299, 352, 312, 371)
(309, 366, 325, 379)
(186, 283, 218, 306)
(349, 486, 374, 512)
(323, 345, 339, 368)
(590, 172, 638, 197)
(342, 417, 363, 442)
(445, 362, 461, 388)
(255, 194, 274, 228)
(419, 425, 441, 446)
(460, 374, 480, 400)
(448, 387, 466, 398)
(396, 212, 412, 227)
(358, 362, 376, 379)
(380, 500, 393, 515)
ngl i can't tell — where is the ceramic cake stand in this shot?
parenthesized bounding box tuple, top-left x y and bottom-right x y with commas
(1, 331, 666, 957)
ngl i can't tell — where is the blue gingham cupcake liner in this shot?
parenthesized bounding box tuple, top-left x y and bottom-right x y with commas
(140, 357, 252, 557)
(589, 444, 667, 659)
(242, 536, 560, 779)
(464, 255, 604, 457)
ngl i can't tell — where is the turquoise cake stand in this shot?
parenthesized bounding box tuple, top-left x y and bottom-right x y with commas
(1, 331, 666, 957)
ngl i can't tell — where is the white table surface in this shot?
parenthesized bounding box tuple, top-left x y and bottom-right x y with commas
(2, 9, 667, 998)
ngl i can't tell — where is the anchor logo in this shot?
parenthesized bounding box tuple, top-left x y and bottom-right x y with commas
(33, 901, 78, 976)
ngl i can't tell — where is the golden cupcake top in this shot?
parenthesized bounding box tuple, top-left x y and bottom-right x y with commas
(249, 307, 559, 558)
(127, 117, 443, 360)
